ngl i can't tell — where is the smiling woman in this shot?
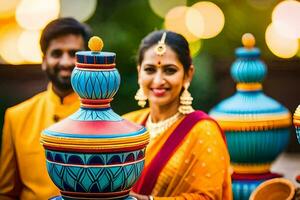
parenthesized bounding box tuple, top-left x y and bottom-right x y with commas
(123, 30, 232, 200)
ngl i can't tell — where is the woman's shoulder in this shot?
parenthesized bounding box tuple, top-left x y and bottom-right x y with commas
(122, 108, 150, 123)
(193, 119, 221, 133)
(182, 110, 219, 129)
(185, 110, 224, 140)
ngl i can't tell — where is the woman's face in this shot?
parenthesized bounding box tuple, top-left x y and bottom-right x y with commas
(138, 45, 192, 107)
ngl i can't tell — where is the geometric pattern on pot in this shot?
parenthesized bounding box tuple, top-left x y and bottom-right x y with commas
(46, 160, 144, 193)
(226, 128, 290, 164)
(45, 149, 145, 165)
(45, 149, 145, 193)
(230, 49, 266, 83)
(70, 108, 123, 121)
(71, 69, 120, 99)
(296, 126, 300, 143)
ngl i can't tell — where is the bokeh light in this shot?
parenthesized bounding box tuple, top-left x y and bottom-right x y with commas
(265, 23, 299, 58)
(60, 0, 97, 22)
(296, 40, 300, 58)
(272, 0, 300, 39)
(149, 0, 187, 18)
(185, 7, 204, 39)
(192, 1, 225, 39)
(0, 0, 19, 19)
(164, 6, 199, 42)
(0, 23, 25, 64)
(18, 30, 42, 63)
(189, 40, 202, 57)
(247, 0, 277, 10)
(16, 0, 60, 30)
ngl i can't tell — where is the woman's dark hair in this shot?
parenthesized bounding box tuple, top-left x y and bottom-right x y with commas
(40, 17, 91, 54)
(137, 30, 192, 73)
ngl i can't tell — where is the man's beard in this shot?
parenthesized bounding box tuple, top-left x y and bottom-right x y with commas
(45, 65, 74, 92)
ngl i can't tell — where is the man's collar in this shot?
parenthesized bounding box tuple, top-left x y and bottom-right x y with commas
(47, 83, 79, 105)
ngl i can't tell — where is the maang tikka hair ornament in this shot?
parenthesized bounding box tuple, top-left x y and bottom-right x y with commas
(154, 32, 167, 56)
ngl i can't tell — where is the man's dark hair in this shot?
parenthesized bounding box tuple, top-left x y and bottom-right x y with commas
(40, 17, 91, 54)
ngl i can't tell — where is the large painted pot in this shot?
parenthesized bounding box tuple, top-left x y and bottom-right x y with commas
(294, 105, 300, 143)
(209, 34, 291, 200)
(41, 37, 149, 200)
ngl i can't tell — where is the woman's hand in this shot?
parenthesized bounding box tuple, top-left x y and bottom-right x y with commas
(129, 191, 150, 200)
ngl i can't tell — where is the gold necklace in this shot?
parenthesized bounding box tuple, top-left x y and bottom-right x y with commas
(146, 112, 183, 140)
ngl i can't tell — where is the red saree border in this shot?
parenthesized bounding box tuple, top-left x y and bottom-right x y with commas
(133, 110, 225, 195)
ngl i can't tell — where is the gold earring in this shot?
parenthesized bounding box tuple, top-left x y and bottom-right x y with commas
(135, 87, 147, 108)
(179, 83, 194, 114)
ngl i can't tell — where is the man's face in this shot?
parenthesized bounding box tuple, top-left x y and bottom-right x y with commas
(42, 34, 85, 92)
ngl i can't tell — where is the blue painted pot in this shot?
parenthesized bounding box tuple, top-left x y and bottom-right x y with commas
(209, 35, 291, 200)
(294, 105, 300, 143)
(46, 150, 145, 194)
(41, 41, 149, 200)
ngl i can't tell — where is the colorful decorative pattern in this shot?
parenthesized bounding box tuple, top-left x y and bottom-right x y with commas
(227, 129, 289, 170)
(46, 150, 145, 193)
(231, 48, 266, 83)
(293, 105, 300, 143)
(71, 69, 120, 100)
(76, 51, 115, 65)
(209, 34, 291, 200)
(41, 37, 149, 200)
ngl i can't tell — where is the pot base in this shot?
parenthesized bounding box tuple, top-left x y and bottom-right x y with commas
(50, 195, 137, 200)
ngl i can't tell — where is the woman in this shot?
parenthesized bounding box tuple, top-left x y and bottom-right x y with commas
(123, 30, 232, 200)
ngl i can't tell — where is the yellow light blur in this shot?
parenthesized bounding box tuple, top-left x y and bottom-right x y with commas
(272, 0, 300, 39)
(16, 0, 60, 30)
(18, 30, 42, 63)
(60, 0, 97, 22)
(0, 23, 25, 64)
(164, 6, 199, 42)
(185, 7, 204, 39)
(192, 1, 225, 39)
(149, 0, 187, 18)
(0, 0, 19, 19)
(296, 40, 300, 57)
(265, 23, 299, 58)
(189, 40, 202, 57)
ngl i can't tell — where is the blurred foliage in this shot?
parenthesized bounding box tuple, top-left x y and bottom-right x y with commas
(84, 0, 281, 114)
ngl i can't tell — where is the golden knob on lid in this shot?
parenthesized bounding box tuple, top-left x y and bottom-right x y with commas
(242, 33, 255, 49)
(88, 36, 104, 52)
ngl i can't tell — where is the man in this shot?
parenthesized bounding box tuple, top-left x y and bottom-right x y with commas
(0, 17, 91, 200)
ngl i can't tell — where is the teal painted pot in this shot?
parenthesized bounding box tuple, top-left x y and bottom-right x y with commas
(71, 67, 120, 100)
(226, 129, 290, 164)
(45, 149, 145, 194)
(232, 180, 262, 200)
(296, 127, 300, 143)
(294, 105, 300, 144)
(41, 40, 149, 200)
(50, 195, 137, 200)
(210, 35, 291, 199)
(230, 48, 266, 83)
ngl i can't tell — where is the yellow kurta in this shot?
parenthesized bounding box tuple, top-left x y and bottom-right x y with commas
(0, 85, 80, 200)
(123, 109, 232, 200)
